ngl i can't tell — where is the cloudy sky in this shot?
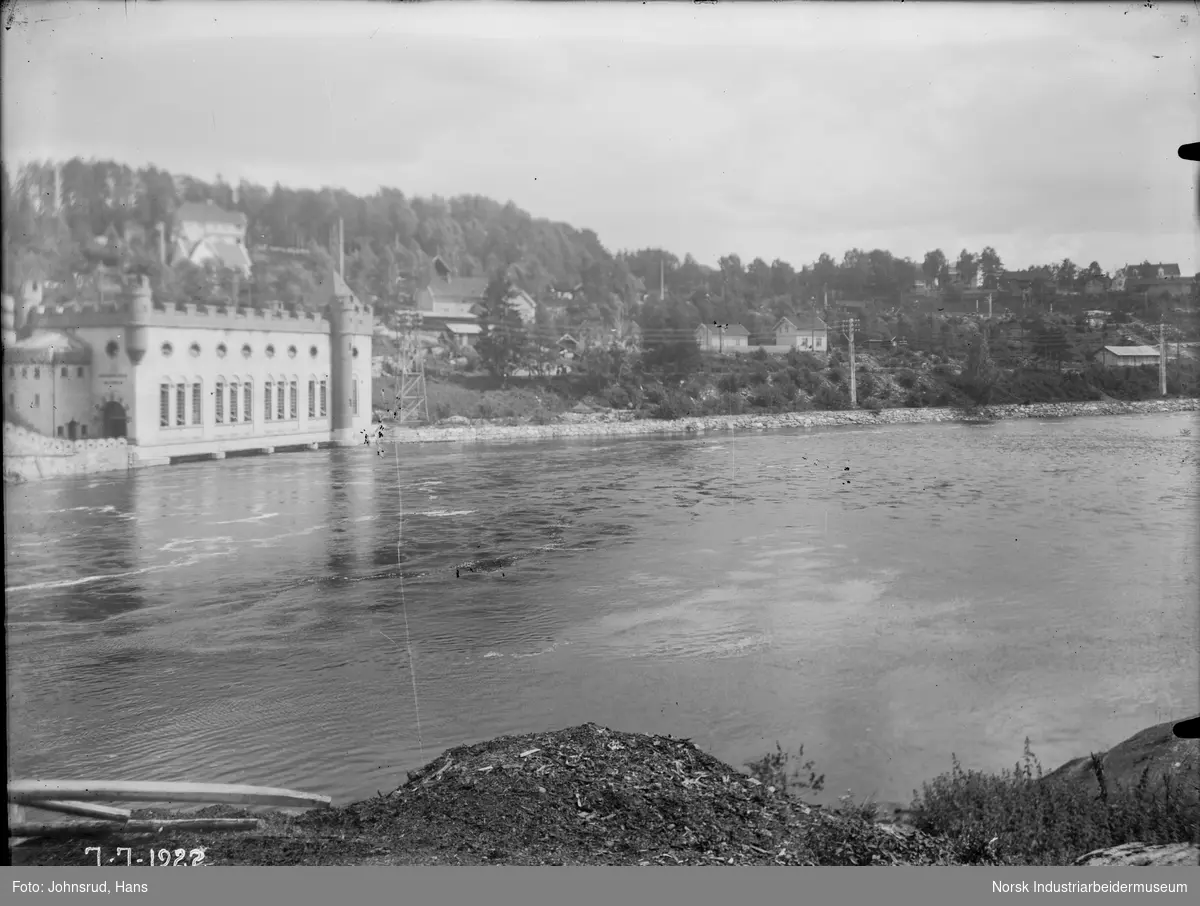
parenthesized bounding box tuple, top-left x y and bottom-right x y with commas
(4, 1, 1197, 273)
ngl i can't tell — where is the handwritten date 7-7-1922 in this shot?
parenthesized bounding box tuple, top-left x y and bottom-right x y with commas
(84, 846, 206, 866)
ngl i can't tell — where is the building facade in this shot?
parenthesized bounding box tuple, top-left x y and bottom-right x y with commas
(695, 322, 750, 351)
(3, 272, 373, 465)
(1095, 345, 1161, 368)
(772, 316, 828, 351)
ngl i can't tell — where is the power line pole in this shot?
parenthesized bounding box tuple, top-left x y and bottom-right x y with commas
(1159, 319, 1167, 397)
(839, 318, 859, 407)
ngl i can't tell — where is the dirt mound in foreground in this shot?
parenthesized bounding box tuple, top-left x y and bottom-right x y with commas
(10, 724, 962, 866)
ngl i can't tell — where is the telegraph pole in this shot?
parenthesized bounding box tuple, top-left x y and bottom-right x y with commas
(1159, 319, 1167, 397)
(839, 318, 859, 407)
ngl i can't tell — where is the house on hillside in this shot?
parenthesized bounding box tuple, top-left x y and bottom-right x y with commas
(772, 315, 828, 351)
(1095, 345, 1160, 368)
(695, 322, 749, 352)
(172, 200, 252, 276)
(506, 288, 537, 324)
(1084, 310, 1111, 329)
(1083, 276, 1110, 296)
(1114, 263, 1184, 294)
(558, 334, 579, 360)
(415, 258, 488, 318)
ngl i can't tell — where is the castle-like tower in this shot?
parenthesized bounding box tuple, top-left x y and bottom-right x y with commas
(319, 268, 373, 447)
(12, 272, 374, 457)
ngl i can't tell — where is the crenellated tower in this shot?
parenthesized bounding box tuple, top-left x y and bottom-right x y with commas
(321, 267, 371, 446)
(125, 276, 153, 365)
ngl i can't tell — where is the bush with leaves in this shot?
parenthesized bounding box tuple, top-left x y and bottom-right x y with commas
(814, 383, 849, 410)
(909, 739, 1199, 866)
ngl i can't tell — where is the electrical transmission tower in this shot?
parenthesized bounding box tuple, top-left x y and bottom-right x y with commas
(390, 309, 430, 425)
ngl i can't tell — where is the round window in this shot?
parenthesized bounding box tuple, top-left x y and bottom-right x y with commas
(106, 341, 119, 358)
(216, 343, 228, 358)
(161, 342, 173, 357)
(265, 344, 276, 358)
(287, 345, 297, 358)
(309, 345, 319, 358)
(189, 342, 201, 357)
(242, 343, 253, 358)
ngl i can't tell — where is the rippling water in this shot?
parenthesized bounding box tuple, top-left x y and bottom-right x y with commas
(6, 413, 1198, 812)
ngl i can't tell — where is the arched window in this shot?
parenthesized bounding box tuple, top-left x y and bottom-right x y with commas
(276, 376, 286, 420)
(229, 377, 240, 423)
(191, 378, 203, 425)
(319, 375, 328, 417)
(215, 375, 226, 424)
(307, 376, 317, 418)
(160, 381, 171, 427)
(176, 379, 186, 426)
(33, 367, 40, 379)
(264, 378, 273, 421)
(242, 378, 253, 422)
(289, 376, 298, 419)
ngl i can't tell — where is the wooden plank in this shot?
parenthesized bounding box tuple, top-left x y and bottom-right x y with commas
(20, 800, 132, 821)
(10, 818, 260, 839)
(8, 780, 331, 809)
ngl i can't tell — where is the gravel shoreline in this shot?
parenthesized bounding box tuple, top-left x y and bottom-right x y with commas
(386, 398, 1200, 446)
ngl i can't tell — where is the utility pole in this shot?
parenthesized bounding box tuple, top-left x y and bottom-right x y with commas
(839, 318, 859, 407)
(1159, 319, 1167, 397)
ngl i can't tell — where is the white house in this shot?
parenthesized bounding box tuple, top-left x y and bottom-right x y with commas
(772, 315, 828, 351)
(1095, 345, 1160, 368)
(172, 201, 253, 276)
(695, 322, 749, 352)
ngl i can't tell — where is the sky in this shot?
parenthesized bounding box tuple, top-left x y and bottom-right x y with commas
(3, 0, 1197, 274)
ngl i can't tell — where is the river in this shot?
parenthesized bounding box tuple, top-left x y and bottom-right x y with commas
(6, 412, 1198, 814)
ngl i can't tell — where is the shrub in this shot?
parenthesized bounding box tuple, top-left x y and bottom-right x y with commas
(651, 389, 696, 420)
(909, 740, 1199, 866)
(604, 384, 631, 409)
(433, 402, 452, 421)
(744, 742, 826, 798)
(476, 400, 495, 420)
(813, 383, 849, 410)
(860, 396, 885, 412)
(896, 369, 919, 390)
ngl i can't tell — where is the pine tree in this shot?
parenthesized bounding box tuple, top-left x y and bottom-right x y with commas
(476, 272, 530, 386)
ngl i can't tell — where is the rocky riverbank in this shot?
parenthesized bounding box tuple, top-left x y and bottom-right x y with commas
(10, 717, 1197, 866)
(386, 398, 1200, 446)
